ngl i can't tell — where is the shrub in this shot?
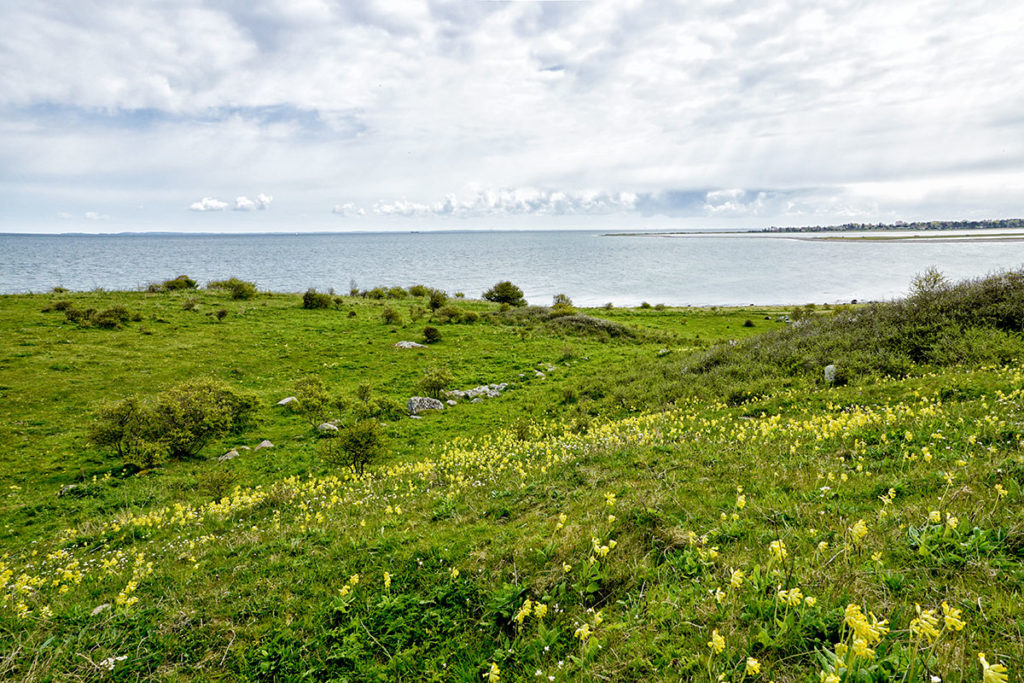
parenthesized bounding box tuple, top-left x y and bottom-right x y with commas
(321, 419, 388, 475)
(52, 300, 73, 312)
(423, 326, 442, 344)
(182, 296, 199, 311)
(418, 365, 454, 398)
(386, 287, 408, 300)
(353, 397, 405, 421)
(356, 381, 373, 403)
(93, 306, 131, 329)
(640, 301, 651, 309)
(303, 288, 333, 309)
(162, 275, 198, 291)
(215, 309, 229, 322)
(90, 379, 259, 464)
(483, 281, 526, 307)
(743, 319, 755, 327)
(434, 305, 479, 324)
(209, 277, 258, 300)
(429, 289, 448, 311)
(291, 376, 333, 427)
(409, 284, 431, 298)
(52, 286, 68, 293)
(364, 286, 388, 300)
(382, 306, 403, 325)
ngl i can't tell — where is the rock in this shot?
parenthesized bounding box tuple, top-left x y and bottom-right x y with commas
(534, 370, 546, 379)
(394, 341, 427, 349)
(317, 423, 339, 433)
(409, 415, 422, 420)
(446, 399, 458, 406)
(471, 397, 483, 404)
(254, 440, 274, 450)
(91, 603, 111, 616)
(277, 396, 298, 406)
(407, 396, 445, 415)
(57, 484, 80, 497)
(218, 449, 239, 461)
(238, 445, 251, 451)
(824, 364, 837, 383)
(657, 348, 670, 356)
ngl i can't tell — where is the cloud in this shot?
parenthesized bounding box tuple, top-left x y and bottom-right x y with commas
(56, 212, 72, 219)
(332, 203, 365, 216)
(372, 187, 639, 217)
(234, 193, 273, 211)
(83, 211, 107, 220)
(188, 197, 229, 212)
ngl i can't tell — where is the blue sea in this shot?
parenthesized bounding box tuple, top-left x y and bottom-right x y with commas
(2, 230, 1022, 306)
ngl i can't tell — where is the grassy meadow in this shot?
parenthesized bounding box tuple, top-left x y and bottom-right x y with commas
(0, 275, 1021, 681)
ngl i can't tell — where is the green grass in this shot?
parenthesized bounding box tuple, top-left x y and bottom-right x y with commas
(0, 281, 1021, 681)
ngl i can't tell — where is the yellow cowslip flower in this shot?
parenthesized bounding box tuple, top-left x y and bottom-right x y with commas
(777, 587, 803, 607)
(910, 605, 941, 643)
(820, 672, 840, 683)
(929, 510, 942, 524)
(817, 541, 829, 553)
(555, 512, 567, 530)
(849, 519, 868, 544)
(707, 628, 725, 654)
(605, 492, 616, 507)
(835, 643, 848, 659)
(574, 623, 591, 641)
(533, 603, 548, 620)
(804, 596, 817, 607)
(483, 662, 500, 682)
(736, 494, 746, 510)
(339, 584, 351, 597)
(945, 514, 959, 530)
(941, 601, 966, 631)
(994, 484, 1008, 498)
(383, 572, 391, 590)
(730, 569, 744, 589)
(349, 574, 359, 586)
(978, 653, 1009, 683)
(563, 563, 572, 573)
(607, 514, 616, 524)
(713, 587, 725, 604)
(768, 540, 787, 561)
(745, 657, 760, 675)
(450, 567, 459, 579)
(852, 637, 874, 660)
(515, 599, 533, 625)
(593, 610, 603, 627)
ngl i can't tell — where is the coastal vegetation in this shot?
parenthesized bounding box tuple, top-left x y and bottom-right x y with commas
(0, 273, 1020, 680)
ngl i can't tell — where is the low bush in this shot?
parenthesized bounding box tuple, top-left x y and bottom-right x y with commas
(161, 275, 198, 291)
(423, 326, 442, 344)
(64, 305, 136, 329)
(209, 277, 258, 300)
(418, 365, 454, 399)
(303, 289, 334, 309)
(382, 306, 403, 325)
(182, 297, 200, 311)
(409, 284, 431, 297)
(433, 305, 479, 324)
(320, 419, 388, 475)
(483, 281, 526, 307)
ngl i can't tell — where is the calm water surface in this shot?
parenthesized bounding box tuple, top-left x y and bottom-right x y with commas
(1, 231, 1022, 306)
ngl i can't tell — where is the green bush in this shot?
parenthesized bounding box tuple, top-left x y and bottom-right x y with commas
(182, 296, 200, 311)
(161, 275, 198, 291)
(382, 306, 403, 325)
(64, 305, 135, 329)
(320, 419, 389, 475)
(483, 281, 526, 307)
(215, 309, 228, 322)
(423, 326, 442, 344)
(418, 366, 454, 399)
(290, 376, 335, 427)
(89, 378, 259, 464)
(209, 277, 258, 300)
(428, 289, 448, 311)
(303, 288, 334, 309)
(409, 284, 431, 297)
(386, 287, 408, 300)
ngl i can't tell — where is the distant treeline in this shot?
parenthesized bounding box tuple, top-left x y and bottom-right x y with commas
(758, 218, 1024, 233)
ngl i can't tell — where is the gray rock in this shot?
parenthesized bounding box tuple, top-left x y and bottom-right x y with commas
(409, 415, 422, 420)
(317, 423, 339, 433)
(471, 397, 483, 404)
(407, 396, 445, 414)
(534, 370, 546, 378)
(394, 341, 427, 349)
(824, 364, 837, 383)
(277, 396, 298, 406)
(57, 484, 80, 497)
(446, 399, 458, 406)
(254, 440, 274, 450)
(218, 449, 239, 461)
(238, 445, 251, 451)
(91, 603, 111, 616)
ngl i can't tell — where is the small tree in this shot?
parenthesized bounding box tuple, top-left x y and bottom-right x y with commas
(291, 376, 332, 426)
(418, 365, 454, 398)
(303, 288, 333, 309)
(152, 378, 259, 459)
(428, 289, 448, 311)
(322, 419, 388, 475)
(382, 306, 403, 325)
(483, 281, 526, 307)
(423, 326, 442, 344)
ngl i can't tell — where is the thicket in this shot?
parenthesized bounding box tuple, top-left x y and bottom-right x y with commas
(89, 378, 259, 467)
(483, 281, 526, 306)
(581, 269, 1024, 410)
(302, 288, 334, 309)
(147, 275, 198, 292)
(59, 304, 139, 329)
(208, 277, 258, 300)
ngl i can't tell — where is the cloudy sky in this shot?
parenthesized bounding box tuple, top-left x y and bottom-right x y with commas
(2, 0, 1023, 233)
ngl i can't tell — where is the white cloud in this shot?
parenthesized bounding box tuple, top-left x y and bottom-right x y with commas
(56, 212, 72, 219)
(2, 1, 1024, 230)
(83, 211, 107, 220)
(234, 193, 273, 211)
(189, 197, 229, 212)
(332, 203, 365, 216)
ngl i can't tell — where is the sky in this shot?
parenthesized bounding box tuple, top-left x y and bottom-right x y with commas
(1, 0, 1023, 233)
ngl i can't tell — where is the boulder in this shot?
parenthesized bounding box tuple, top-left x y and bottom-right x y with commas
(218, 449, 239, 461)
(91, 603, 111, 616)
(277, 396, 298, 406)
(824, 364, 837, 383)
(317, 422, 339, 433)
(254, 440, 274, 451)
(394, 341, 427, 349)
(57, 484, 80, 498)
(470, 397, 483, 404)
(407, 396, 444, 415)
(446, 399, 458, 406)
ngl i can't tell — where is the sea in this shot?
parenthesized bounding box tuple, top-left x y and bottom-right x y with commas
(2, 229, 1023, 307)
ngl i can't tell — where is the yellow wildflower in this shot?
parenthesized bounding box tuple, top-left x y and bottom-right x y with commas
(533, 603, 548, 620)
(574, 623, 591, 641)
(768, 539, 787, 561)
(929, 510, 941, 524)
(730, 568, 744, 589)
(941, 601, 965, 631)
(383, 572, 391, 590)
(450, 567, 459, 579)
(849, 519, 868, 544)
(483, 662, 500, 682)
(708, 628, 725, 654)
(910, 605, 941, 643)
(745, 657, 760, 675)
(978, 653, 1009, 683)
(945, 514, 959, 530)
